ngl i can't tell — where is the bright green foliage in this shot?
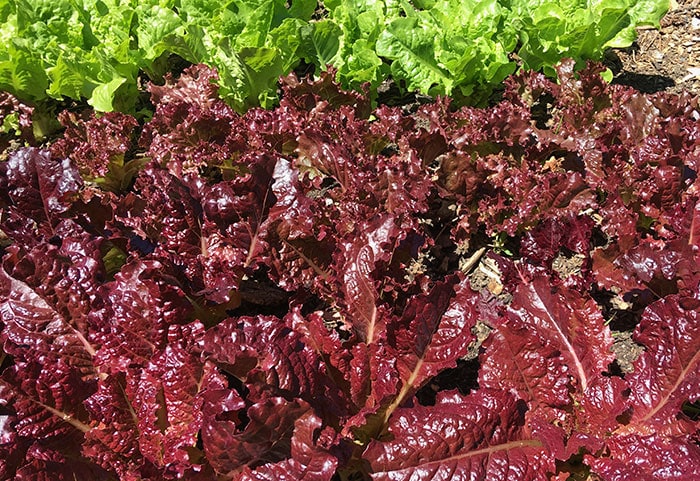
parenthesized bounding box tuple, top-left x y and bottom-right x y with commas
(377, 0, 518, 100)
(314, 0, 518, 101)
(0, 0, 668, 112)
(0, 0, 316, 112)
(152, 0, 318, 110)
(314, 0, 668, 102)
(511, 0, 670, 76)
(0, 0, 138, 111)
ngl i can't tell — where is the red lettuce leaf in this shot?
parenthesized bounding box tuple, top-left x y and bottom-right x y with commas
(0, 148, 82, 236)
(279, 68, 371, 118)
(0, 220, 101, 373)
(50, 111, 139, 180)
(338, 340, 400, 440)
(139, 65, 246, 176)
(592, 239, 699, 300)
(262, 157, 325, 292)
(236, 412, 338, 481)
(478, 275, 624, 465)
(624, 295, 699, 433)
(82, 373, 158, 481)
(87, 260, 193, 375)
(84, 259, 223, 479)
(3, 440, 115, 481)
(0, 359, 92, 440)
(201, 390, 310, 476)
(337, 215, 402, 343)
(114, 166, 204, 265)
(575, 375, 630, 440)
(495, 277, 615, 394)
(299, 311, 399, 424)
(83, 321, 221, 480)
(587, 434, 700, 481)
(129, 342, 222, 477)
(479, 306, 571, 422)
(202, 312, 347, 418)
(201, 308, 392, 443)
(364, 389, 553, 481)
(0, 359, 105, 480)
(114, 153, 280, 304)
(383, 278, 479, 420)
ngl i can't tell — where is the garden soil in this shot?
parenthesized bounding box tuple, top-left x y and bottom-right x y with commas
(610, 0, 700, 96)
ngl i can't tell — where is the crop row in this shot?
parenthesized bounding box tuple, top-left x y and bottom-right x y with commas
(0, 0, 668, 113)
(0, 61, 698, 480)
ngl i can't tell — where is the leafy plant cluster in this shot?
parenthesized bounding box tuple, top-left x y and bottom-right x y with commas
(0, 0, 668, 113)
(1, 61, 698, 480)
(318, 0, 667, 101)
(0, 0, 318, 112)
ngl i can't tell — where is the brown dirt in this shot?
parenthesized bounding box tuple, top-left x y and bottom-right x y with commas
(609, 0, 700, 96)
(611, 331, 646, 374)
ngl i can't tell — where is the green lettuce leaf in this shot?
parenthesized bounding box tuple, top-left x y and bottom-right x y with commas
(0, 0, 315, 112)
(0, 0, 669, 113)
(512, 0, 669, 74)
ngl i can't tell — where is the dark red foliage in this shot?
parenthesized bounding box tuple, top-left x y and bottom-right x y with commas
(0, 91, 34, 154)
(364, 390, 555, 481)
(0, 148, 82, 232)
(139, 65, 248, 177)
(51, 111, 138, 180)
(1, 62, 698, 480)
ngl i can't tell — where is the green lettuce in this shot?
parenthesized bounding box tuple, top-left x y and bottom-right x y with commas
(0, 0, 316, 112)
(0, 0, 668, 113)
(375, 0, 517, 99)
(0, 0, 138, 111)
(151, 0, 317, 110)
(511, 0, 670, 75)
(316, 0, 667, 103)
